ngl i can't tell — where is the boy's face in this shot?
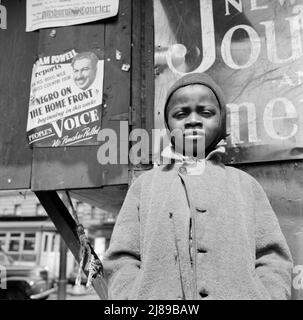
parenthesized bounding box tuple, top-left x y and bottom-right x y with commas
(166, 84, 221, 157)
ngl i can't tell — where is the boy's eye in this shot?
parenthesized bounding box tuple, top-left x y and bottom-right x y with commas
(199, 110, 213, 117)
(198, 106, 217, 117)
(171, 106, 217, 119)
(173, 111, 188, 118)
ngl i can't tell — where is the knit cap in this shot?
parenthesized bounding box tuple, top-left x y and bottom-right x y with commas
(164, 72, 227, 152)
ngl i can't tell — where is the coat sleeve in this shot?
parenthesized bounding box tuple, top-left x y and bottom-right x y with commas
(102, 177, 142, 300)
(252, 178, 293, 300)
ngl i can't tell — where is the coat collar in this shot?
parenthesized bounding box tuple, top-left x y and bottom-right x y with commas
(159, 141, 226, 175)
(160, 141, 226, 163)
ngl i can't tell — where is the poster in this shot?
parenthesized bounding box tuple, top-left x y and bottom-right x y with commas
(26, 0, 119, 32)
(26, 49, 104, 147)
(154, 0, 303, 164)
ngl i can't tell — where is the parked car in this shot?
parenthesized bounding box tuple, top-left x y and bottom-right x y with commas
(0, 250, 56, 300)
(68, 266, 87, 286)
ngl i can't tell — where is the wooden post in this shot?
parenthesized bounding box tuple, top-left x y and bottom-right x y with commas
(58, 236, 68, 300)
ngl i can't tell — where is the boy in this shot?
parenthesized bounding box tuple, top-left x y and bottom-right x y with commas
(103, 73, 293, 300)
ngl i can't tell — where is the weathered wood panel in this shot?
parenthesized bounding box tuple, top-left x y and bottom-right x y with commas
(0, 0, 38, 190)
(32, 0, 131, 190)
(31, 23, 105, 191)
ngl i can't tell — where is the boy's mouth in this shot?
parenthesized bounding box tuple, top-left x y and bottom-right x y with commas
(184, 129, 205, 139)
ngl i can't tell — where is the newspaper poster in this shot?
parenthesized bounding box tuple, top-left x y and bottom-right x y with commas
(26, 49, 104, 147)
(26, 0, 119, 32)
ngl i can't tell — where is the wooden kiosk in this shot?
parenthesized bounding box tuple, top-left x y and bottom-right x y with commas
(1, 0, 303, 299)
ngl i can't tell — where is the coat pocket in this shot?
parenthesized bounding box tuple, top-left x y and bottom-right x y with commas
(252, 271, 271, 300)
(128, 268, 144, 300)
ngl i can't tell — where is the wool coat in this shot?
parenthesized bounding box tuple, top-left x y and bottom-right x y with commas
(103, 152, 293, 300)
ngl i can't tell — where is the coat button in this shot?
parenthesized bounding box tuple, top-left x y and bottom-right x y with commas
(179, 166, 187, 175)
(196, 207, 207, 213)
(199, 290, 209, 298)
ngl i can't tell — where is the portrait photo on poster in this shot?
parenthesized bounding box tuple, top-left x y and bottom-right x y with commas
(26, 49, 104, 148)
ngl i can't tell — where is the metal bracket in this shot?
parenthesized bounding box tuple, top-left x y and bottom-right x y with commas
(35, 191, 108, 300)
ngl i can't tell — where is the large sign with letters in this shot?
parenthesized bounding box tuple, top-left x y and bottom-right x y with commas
(154, 0, 303, 163)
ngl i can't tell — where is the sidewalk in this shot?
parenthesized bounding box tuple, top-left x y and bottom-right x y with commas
(48, 284, 100, 300)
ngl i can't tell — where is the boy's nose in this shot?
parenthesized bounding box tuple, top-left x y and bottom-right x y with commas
(186, 113, 203, 127)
